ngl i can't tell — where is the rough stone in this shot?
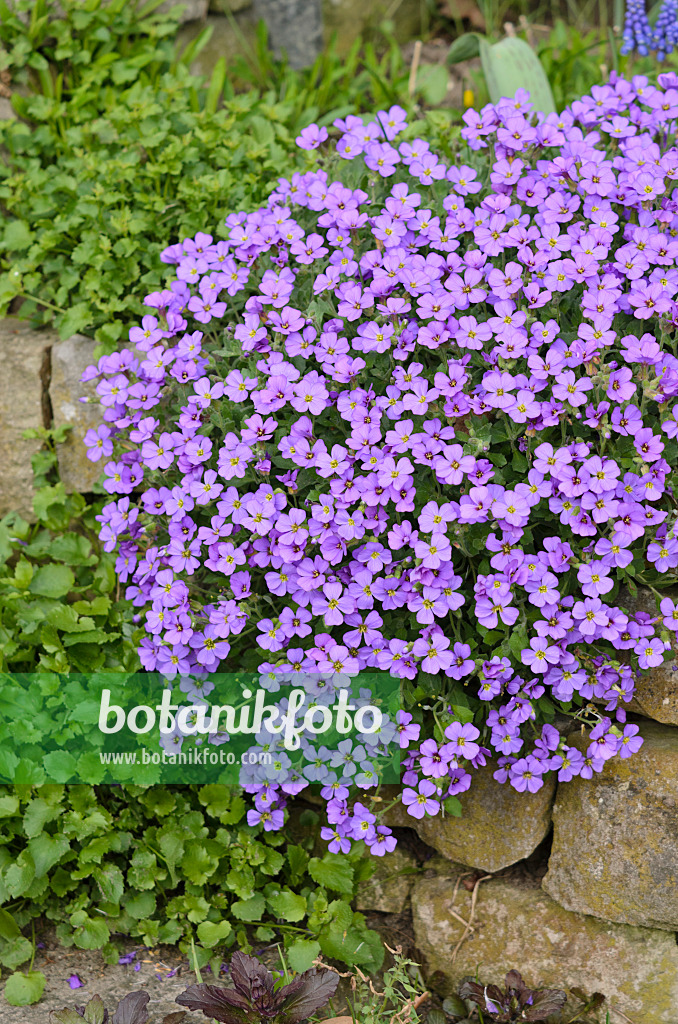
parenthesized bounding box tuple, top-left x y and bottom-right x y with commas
(543, 720, 678, 932)
(158, 0, 209, 20)
(0, 319, 56, 520)
(323, 0, 424, 53)
(389, 760, 555, 873)
(254, 0, 323, 68)
(49, 335, 102, 493)
(622, 586, 678, 725)
(412, 872, 678, 1024)
(355, 847, 417, 914)
(177, 13, 259, 78)
(0, 98, 15, 121)
(209, 0, 252, 13)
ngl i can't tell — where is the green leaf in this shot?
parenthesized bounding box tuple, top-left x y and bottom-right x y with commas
(28, 564, 75, 599)
(508, 629, 529, 661)
(415, 64, 449, 106)
(285, 844, 309, 883)
(23, 797, 62, 837)
(55, 301, 92, 340)
(0, 936, 33, 970)
(2, 220, 33, 252)
(70, 911, 110, 950)
(93, 864, 124, 904)
(308, 854, 354, 895)
(480, 35, 556, 114)
(266, 890, 307, 922)
(196, 919, 232, 948)
(28, 832, 69, 877)
(43, 751, 79, 782)
(447, 32, 481, 64)
(230, 893, 265, 921)
(204, 56, 226, 116)
(3, 970, 46, 1005)
(443, 795, 463, 817)
(286, 938, 321, 974)
(0, 909, 21, 941)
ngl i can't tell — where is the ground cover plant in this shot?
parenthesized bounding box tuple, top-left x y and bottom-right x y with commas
(0, 782, 385, 1006)
(86, 72, 678, 859)
(0, 0, 311, 346)
(0, 0, 444, 348)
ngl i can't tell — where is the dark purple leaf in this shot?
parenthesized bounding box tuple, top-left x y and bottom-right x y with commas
(112, 991, 150, 1024)
(160, 1014, 186, 1024)
(229, 951, 274, 1001)
(277, 968, 339, 1024)
(175, 984, 251, 1023)
(458, 980, 485, 1006)
(522, 988, 567, 1021)
(504, 970, 526, 991)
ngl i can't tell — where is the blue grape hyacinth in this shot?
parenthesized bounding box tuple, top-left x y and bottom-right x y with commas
(621, 0, 678, 57)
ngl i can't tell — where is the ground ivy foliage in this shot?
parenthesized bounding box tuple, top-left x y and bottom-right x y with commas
(0, 785, 383, 978)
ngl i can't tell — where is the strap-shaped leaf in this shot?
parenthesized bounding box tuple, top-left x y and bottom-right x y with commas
(480, 35, 556, 114)
(447, 33, 481, 64)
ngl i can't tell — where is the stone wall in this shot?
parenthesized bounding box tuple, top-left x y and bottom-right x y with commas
(177, 0, 426, 79)
(0, 320, 102, 517)
(368, 695, 678, 1022)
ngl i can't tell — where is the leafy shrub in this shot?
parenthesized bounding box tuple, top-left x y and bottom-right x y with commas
(0, 784, 383, 983)
(87, 72, 678, 856)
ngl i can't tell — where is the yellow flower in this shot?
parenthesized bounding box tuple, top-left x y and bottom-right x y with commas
(463, 88, 475, 108)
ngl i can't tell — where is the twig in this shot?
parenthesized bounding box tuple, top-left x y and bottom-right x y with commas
(451, 874, 492, 962)
(408, 40, 422, 100)
(609, 1008, 637, 1024)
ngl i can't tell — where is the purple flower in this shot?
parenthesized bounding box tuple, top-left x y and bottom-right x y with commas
(402, 779, 441, 819)
(295, 124, 329, 150)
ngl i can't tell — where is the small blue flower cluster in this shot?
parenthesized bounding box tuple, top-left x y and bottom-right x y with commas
(621, 0, 678, 58)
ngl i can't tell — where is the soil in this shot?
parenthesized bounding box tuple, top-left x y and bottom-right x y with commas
(0, 938, 191, 1023)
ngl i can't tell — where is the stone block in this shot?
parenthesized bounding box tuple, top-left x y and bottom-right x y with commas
(323, 0, 423, 53)
(49, 334, 102, 493)
(158, 0, 209, 20)
(543, 721, 678, 931)
(355, 847, 417, 914)
(0, 319, 56, 520)
(622, 586, 678, 725)
(386, 760, 555, 873)
(412, 872, 678, 1024)
(209, 0, 251, 13)
(176, 13, 259, 78)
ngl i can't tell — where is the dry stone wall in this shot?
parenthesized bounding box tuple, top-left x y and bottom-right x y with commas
(0, 319, 102, 515)
(365, 651, 678, 1021)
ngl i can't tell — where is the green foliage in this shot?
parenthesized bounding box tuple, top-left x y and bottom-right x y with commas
(0, 0, 310, 345)
(4, 969, 46, 1005)
(339, 947, 427, 1024)
(0, 783, 384, 996)
(0, 438, 136, 674)
(0, 1, 450, 348)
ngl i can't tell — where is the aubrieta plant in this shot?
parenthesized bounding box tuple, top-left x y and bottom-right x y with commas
(86, 72, 678, 855)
